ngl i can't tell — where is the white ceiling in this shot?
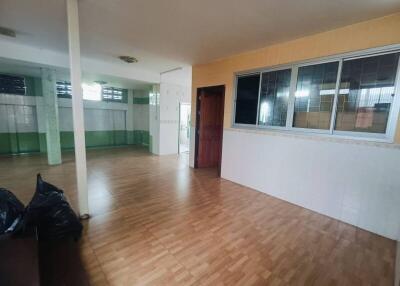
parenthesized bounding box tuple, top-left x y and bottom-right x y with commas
(0, 0, 399, 73)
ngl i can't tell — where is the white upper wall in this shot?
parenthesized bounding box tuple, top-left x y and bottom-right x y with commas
(161, 67, 192, 87)
(157, 67, 192, 155)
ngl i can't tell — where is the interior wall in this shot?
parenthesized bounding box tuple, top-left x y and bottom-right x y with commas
(132, 89, 150, 147)
(191, 12, 400, 141)
(191, 12, 400, 239)
(158, 67, 192, 155)
(0, 94, 39, 154)
(0, 87, 151, 154)
(57, 98, 128, 149)
(222, 129, 400, 239)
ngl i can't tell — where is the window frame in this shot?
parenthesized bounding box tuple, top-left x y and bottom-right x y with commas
(0, 74, 27, 96)
(232, 44, 400, 143)
(257, 67, 293, 128)
(56, 81, 72, 98)
(102, 87, 127, 103)
(232, 72, 262, 128)
(290, 58, 341, 134)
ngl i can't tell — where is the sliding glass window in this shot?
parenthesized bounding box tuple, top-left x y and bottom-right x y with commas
(293, 62, 339, 130)
(258, 69, 291, 127)
(233, 47, 400, 141)
(335, 52, 400, 133)
(235, 74, 260, 125)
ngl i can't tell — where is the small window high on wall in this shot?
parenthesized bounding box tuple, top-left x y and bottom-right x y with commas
(0, 75, 26, 95)
(102, 87, 127, 102)
(56, 81, 128, 103)
(57, 81, 72, 98)
(233, 47, 400, 142)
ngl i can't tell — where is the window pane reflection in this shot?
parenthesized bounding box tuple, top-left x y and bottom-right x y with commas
(235, 74, 260, 125)
(335, 53, 399, 133)
(258, 69, 291, 127)
(293, 62, 339, 129)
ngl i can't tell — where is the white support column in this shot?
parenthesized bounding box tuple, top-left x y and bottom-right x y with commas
(41, 68, 62, 165)
(66, 0, 89, 217)
(126, 89, 134, 144)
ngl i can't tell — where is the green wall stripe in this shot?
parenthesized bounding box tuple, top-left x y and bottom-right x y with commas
(132, 130, 150, 146)
(0, 133, 12, 154)
(39, 133, 47, 153)
(132, 97, 149, 104)
(0, 130, 150, 154)
(17, 133, 40, 153)
(0, 132, 40, 154)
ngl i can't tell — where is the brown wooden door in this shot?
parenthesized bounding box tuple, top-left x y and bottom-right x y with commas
(195, 86, 225, 170)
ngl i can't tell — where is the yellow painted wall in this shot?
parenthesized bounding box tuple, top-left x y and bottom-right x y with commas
(192, 12, 400, 143)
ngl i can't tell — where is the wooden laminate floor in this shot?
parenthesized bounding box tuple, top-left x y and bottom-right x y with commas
(0, 147, 396, 286)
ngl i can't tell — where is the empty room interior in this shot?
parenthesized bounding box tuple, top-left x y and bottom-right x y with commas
(1, 0, 400, 285)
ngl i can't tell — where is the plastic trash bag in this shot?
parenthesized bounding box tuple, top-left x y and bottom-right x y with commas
(24, 174, 83, 240)
(0, 188, 25, 234)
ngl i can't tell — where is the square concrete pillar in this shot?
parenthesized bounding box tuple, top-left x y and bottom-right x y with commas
(41, 68, 62, 165)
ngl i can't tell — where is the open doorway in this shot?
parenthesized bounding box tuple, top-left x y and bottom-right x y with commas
(178, 103, 191, 154)
(195, 85, 225, 173)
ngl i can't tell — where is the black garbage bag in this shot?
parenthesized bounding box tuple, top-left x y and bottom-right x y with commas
(24, 174, 83, 240)
(0, 188, 25, 234)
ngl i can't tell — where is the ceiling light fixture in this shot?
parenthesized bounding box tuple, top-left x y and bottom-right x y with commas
(0, 26, 16, 38)
(119, 55, 138, 63)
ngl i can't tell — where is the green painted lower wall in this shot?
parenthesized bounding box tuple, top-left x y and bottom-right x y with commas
(149, 135, 153, 153)
(17, 133, 40, 153)
(0, 133, 12, 154)
(132, 130, 150, 146)
(0, 132, 40, 154)
(132, 97, 150, 104)
(39, 133, 47, 153)
(0, 130, 150, 155)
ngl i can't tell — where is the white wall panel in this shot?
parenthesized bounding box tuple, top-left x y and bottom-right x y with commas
(84, 109, 113, 131)
(6, 105, 16, 133)
(133, 104, 149, 131)
(1, 94, 132, 134)
(0, 95, 38, 133)
(59, 107, 73, 132)
(221, 128, 400, 240)
(14, 105, 38, 132)
(0, 94, 36, 106)
(58, 98, 128, 111)
(158, 83, 188, 155)
(0, 105, 10, 132)
(155, 67, 191, 156)
(59, 107, 126, 132)
(0, 105, 39, 133)
(112, 110, 126, 131)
